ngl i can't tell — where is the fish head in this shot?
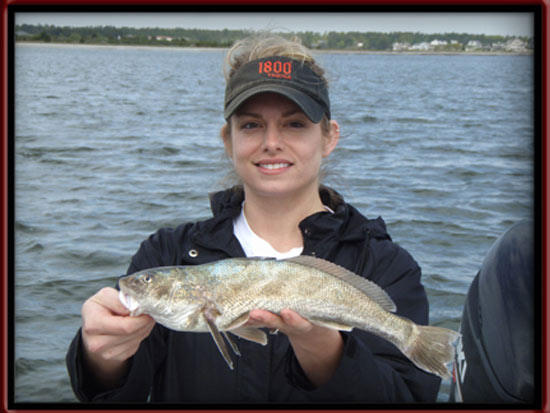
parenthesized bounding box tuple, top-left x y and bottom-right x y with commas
(118, 267, 179, 317)
(118, 267, 210, 331)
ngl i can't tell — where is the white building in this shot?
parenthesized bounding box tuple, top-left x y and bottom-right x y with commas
(410, 42, 432, 51)
(430, 39, 448, 46)
(505, 38, 527, 52)
(392, 42, 411, 51)
(466, 40, 483, 51)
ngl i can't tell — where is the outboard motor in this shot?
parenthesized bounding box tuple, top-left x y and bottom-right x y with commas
(449, 220, 535, 403)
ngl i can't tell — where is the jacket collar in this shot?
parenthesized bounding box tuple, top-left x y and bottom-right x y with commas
(208, 185, 344, 218)
(195, 185, 390, 257)
(208, 185, 245, 218)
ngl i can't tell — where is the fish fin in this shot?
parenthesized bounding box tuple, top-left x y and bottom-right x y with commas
(222, 332, 241, 356)
(402, 324, 461, 380)
(284, 256, 397, 312)
(224, 313, 251, 330)
(230, 326, 268, 346)
(310, 319, 354, 332)
(203, 308, 234, 370)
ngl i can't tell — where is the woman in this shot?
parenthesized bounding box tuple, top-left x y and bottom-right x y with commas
(66, 34, 441, 402)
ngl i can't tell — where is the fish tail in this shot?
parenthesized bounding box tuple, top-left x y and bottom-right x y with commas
(402, 324, 461, 380)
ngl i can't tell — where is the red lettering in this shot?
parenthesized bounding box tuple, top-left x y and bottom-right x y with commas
(283, 61, 291, 74)
(259, 60, 292, 79)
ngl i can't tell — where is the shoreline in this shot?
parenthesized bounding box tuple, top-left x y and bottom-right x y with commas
(15, 41, 533, 56)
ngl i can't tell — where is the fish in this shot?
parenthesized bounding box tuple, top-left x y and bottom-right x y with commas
(118, 256, 460, 379)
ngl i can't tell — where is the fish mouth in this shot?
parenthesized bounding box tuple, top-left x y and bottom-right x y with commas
(119, 290, 140, 314)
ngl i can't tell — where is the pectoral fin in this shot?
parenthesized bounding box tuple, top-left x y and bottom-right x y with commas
(203, 309, 234, 370)
(225, 312, 251, 330)
(230, 326, 268, 345)
(225, 312, 268, 346)
(223, 332, 241, 356)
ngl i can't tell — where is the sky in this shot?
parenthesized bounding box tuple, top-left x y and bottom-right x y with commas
(15, 12, 534, 37)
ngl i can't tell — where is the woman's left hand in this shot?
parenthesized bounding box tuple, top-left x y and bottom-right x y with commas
(246, 309, 344, 387)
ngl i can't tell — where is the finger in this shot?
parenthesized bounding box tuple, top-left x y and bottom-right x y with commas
(247, 309, 309, 336)
(85, 325, 151, 362)
(85, 312, 155, 337)
(280, 309, 310, 328)
(83, 286, 156, 335)
(279, 309, 314, 334)
(84, 316, 155, 357)
(247, 309, 282, 328)
(89, 287, 130, 316)
(101, 318, 156, 351)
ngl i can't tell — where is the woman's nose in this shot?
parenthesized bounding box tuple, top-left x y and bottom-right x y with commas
(262, 125, 283, 152)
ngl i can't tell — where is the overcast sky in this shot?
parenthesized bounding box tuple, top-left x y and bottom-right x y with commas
(16, 12, 534, 37)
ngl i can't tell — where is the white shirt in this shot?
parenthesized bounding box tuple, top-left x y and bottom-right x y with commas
(233, 205, 334, 259)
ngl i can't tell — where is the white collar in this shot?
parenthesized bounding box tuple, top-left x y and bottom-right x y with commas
(233, 207, 303, 259)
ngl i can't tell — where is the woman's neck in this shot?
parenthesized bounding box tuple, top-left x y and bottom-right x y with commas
(242, 188, 325, 253)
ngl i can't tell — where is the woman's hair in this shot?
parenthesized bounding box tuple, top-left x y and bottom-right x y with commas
(223, 33, 331, 135)
(224, 33, 328, 86)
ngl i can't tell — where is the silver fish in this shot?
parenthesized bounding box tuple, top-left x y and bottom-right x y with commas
(118, 256, 459, 379)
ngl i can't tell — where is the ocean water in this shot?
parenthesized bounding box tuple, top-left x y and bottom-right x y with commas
(13, 44, 534, 403)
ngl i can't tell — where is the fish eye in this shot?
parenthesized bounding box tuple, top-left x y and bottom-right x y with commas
(142, 275, 152, 283)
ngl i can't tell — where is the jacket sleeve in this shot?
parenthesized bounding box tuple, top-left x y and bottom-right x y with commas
(286, 238, 441, 401)
(65, 324, 167, 402)
(65, 226, 183, 402)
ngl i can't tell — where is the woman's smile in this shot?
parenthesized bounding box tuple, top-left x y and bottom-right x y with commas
(255, 159, 293, 174)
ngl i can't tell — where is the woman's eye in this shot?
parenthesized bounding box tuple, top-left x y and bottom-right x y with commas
(242, 122, 259, 129)
(288, 121, 305, 128)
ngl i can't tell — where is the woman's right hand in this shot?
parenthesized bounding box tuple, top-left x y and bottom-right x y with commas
(81, 287, 155, 388)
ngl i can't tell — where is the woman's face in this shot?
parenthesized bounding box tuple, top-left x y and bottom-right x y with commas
(222, 92, 339, 201)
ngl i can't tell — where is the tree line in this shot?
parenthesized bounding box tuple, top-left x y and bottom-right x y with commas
(15, 24, 530, 51)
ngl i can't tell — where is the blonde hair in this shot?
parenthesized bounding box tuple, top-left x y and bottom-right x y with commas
(223, 33, 331, 135)
(224, 33, 328, 86)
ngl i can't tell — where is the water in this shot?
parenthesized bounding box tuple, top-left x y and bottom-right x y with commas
(13, 44, 534, 403)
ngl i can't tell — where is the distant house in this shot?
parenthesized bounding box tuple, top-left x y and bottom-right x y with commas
(505, 38, 527, 52)
(410, 42, 431, 51)
(392, 42, 411, 51)
(155, 36, 173, 42)
(430, 39, 448, 47)
(465, 40, 483, 51)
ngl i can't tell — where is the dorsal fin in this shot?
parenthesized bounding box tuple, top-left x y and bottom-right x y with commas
(284, 256, 397, 312)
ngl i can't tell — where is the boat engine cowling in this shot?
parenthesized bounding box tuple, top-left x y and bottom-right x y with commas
(450, 220, 534, 403)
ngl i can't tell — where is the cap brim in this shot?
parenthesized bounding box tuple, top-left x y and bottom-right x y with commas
(224, 84, 326, 123)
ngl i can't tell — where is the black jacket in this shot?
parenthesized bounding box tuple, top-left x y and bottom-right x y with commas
(66, 186, 441, 403)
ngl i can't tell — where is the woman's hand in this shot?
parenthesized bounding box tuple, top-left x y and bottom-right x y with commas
(81, 287, 156, 389)
(246, 309, 344, 387)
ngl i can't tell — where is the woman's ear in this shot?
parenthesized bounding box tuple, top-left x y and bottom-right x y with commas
(220, 123, 232, 158)
(322, 120, 340, 157)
